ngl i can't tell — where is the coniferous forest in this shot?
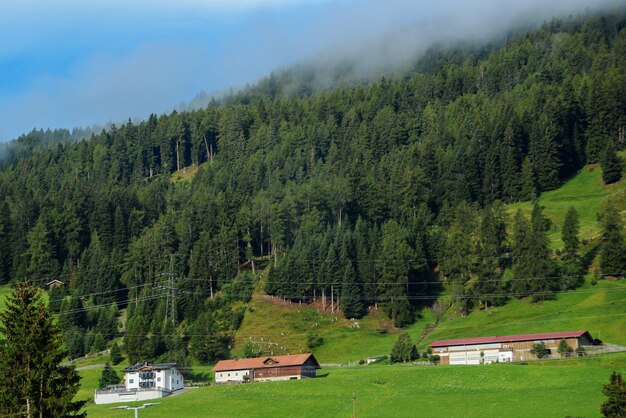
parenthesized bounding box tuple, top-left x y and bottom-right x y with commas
(0, 10, 624, 368)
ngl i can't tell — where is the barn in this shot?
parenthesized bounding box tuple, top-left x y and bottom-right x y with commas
(212, 353, 321, 383)
(430, 330, 594, 365)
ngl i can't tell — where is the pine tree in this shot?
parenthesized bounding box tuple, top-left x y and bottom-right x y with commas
(98, 363, 120, 388)
(527, 204, 556, 300)
(601, 371, 626, 417)
(562, 207, 580, 255)
(601, 140, 623, 185)
(109, 342, 123, 365)
(520, 156, 536, 201)
(341, 262, 365, 319)
(560, 207, 583, 289)
(189, 312, 226, 364)
(24, 217, 59, 285)
(599, 204, 626, 277)
(0, 201, 12, 284)
(390, 332, 413, 363)
(0, 281, 85, 417)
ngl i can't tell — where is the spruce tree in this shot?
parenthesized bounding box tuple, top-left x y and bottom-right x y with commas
(189, 312, 226, 364)
(341, 262, 365, 319)
(520, 157, 536, 201)
(601, 140, 623, 185)
(109, 342, 123, 365)
(562, 207, 580, 255)
(0, 281, 85, 417)
(390, 332, 413, 363)
(98, 363, 120, 388)
(528, 204, 556, 300)
(0, 201, 12, 284)
(560, 207, 583, 289)
(601, 371, 626, 417)
(599, 204, 626, 277)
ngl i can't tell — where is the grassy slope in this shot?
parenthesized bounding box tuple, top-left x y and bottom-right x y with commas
(507, 159, 626, 249)
(81, 353, 626, 418)
(232, 162, 626, 363)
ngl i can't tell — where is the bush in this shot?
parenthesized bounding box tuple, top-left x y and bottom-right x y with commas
(430, 355, 440, 365)
(306, 332, 324, 349)
(530, 342, 551, 359)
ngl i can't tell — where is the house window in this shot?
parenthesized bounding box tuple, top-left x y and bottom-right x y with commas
(228, 373, 230, 377)
(235, 372, 238, 376)
(157, 377, 161, 382)
(220, 373, 223, 377)
(129, 379, 134, 384)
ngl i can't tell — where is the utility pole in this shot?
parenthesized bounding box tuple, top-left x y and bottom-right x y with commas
(352, 392, 357, 418)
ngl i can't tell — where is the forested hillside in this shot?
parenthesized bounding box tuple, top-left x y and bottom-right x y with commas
(0, 10, 624, 368)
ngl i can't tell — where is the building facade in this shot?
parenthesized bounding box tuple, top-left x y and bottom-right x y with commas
(430, 330, 594, 365)
(94, 363, 184, 405)
(212, 353, 321, 383)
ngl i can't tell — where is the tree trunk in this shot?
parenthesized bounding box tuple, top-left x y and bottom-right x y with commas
(176, 140, 181, 172)
(203, 135, 210, 163)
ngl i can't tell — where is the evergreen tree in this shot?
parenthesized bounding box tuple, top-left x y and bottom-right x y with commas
(98, 363, 120, 388)
(109, 342, 123, 365)
(0, 201, 12, 284)
(520, 157, 536, 201)
(390, 332, 414, 363)
(599, 204, 626, 277)
(24, 217, 59, 285)
(0, 282, 84, 417)
(562, 207, 580, 255)
(601, 371, 626, 418)
(601, 140, 623, 185)
(341, 262, 365, 319)
(527, 204, 556, 300)
(189, 312, 226, 364)
(560, 207, 583, 289)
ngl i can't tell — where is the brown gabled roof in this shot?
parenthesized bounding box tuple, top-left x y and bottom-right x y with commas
(212, 353, 321, 372)
(430, 330, 592, 348)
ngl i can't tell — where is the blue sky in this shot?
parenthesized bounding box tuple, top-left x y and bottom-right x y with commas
(0, 0, 617, 141)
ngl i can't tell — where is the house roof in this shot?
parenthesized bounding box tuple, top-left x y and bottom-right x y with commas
(430, 330, 591, 348)
(123, 362, 178, 372)
(212, 353, 320, 372)
(46, 279, 63, 285)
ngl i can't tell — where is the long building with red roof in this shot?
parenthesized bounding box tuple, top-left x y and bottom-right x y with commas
(212, 353, 321, 383)
(429, 330, 594, 365)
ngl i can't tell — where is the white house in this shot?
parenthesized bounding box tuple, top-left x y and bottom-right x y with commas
(94, 363, 184, 405)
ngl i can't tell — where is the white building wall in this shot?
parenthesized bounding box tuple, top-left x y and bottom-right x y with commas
(215, 369, 251, 383)
(126, 372, 139, 390)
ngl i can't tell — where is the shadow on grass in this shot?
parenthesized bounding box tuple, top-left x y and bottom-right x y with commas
(316, 372, 330, 378)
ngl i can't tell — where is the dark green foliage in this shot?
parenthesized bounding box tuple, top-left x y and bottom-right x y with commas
(511, 205, 556, 300)
(601, 140, 623, 185)
(242, 341, 262, 359)
(530, 341, 550, 358)
(109, 342, 123, 365)
(557, 339, 572, 357)
(98, 363, 120, 388)
(0, 10, 623, 353)
(601, 371, 626, 417)
(560, 207, 583, 289)
(599, 204, 626, 277)
(0, 282, 85, 417)
(307, 332, 324, 349)
(390, 332, 416, 363)
(189, 312, 227, 364)
(341, 262, 365, 319)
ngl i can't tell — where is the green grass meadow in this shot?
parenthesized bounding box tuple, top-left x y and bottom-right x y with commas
(81, 353, 626, 418)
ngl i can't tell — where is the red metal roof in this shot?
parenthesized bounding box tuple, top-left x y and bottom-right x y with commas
(212, 353, 320, 372)
(430, 330, 591, 348)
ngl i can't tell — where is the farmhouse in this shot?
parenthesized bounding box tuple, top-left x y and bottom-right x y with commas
(94, 362, 184, 405)
(430, 330, 594, 365)
(212, 353, 321, 383)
